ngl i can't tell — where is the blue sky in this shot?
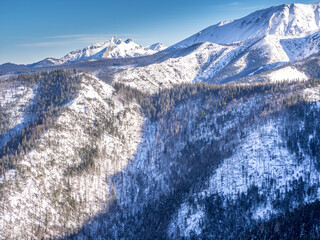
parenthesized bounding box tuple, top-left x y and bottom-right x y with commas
(0, 0, 317, 64)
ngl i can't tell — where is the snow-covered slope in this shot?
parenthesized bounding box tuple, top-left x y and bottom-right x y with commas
(169, 117, 320, 238)
(69, 78, 320, 240)
(281, 30, 320, 61)
(0, 73, 145, 239)
(113, 41, 239, 93)
(0, 82, 36, 148)
(112, 2, 320, 91)
(241, 52, 320, 83)
(30, 58, 65, 68)
(168, 84, 320, 238)
(244, 65, 309, 83)
(147, 42, 167, 52)
(170, 2, 320, 49)
(28, 37, 167, 68)
(265, 66, 308, 82)
(113, 32, 320, 92)
(60, 37, 165, 63)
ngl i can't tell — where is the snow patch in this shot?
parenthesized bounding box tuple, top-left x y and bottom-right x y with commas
(266, 66, 308, 82)
(206, 121, 319, 197)
(168, 202, 205, 238)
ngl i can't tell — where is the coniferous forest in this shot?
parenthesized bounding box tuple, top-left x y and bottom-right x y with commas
(2, 2, 320, 239)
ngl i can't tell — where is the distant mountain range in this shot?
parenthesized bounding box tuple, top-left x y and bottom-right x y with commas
(32, 37, 167, 67)
(3, 3, 320, 86)
(0, 37, 167, 71)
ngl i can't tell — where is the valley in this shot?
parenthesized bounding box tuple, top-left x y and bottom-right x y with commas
(1, 1, 320, 239)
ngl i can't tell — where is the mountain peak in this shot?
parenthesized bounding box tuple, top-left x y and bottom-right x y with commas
(147, 43, 167, 51)
(55, 37, 165, 64)
(169, 2, 320, 49)
(109, 36, 122, 44)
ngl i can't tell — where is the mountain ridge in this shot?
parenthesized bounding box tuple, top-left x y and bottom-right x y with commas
(111, 2, 320, 91)
(21, 37, 167, 68)
(169, 2, 320, 49)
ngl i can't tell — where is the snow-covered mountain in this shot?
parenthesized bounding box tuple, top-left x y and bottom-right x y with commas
(147, 42, 167, 52)
(170, 2, 320, 49)
(29, 37, 167, 68)
(3, 2, 320, 239)
(111, 3, 320, 91)
(60, 37, 166, 63)
(3, 3, 320, 85)
(112, 34, 319, 92)
(30, 57, 65, 68)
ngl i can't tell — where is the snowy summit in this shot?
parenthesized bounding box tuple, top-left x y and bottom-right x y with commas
(170, 2, 320, 48)
(32, 37, 167, 67)
(60, 36, 167, 63)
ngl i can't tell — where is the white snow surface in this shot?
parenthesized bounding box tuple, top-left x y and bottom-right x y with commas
(170, 2, 320, 48)
(303, 84, 320, 102)
(205, 121, 319, 197)
(0, 74, 145, 239)
(0, 84, 36, 148)
(113, 41, 251, 93)
(265, 66, 309, 82)
(59, 37, 166, 64)
(168, 202, 205, 238)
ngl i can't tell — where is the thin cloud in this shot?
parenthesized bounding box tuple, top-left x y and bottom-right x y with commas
(19, 33, 140, 48)
(219, 2, 266, 13)
(19, 41, 72, 47)
(228, 2, 241, 6)
(224, 2, 264, 11)
(46, 33, 136, 39)
(44, 34, 95, 39)
(237, 5, 266, 11)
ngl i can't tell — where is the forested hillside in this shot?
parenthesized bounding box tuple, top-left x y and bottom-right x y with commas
(3, 1, 320, 239)
(0, 70, 144, 239)
(66, 78, 320, 239)
(0, 70, 80, 174)
(0, 67, 319, 239)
